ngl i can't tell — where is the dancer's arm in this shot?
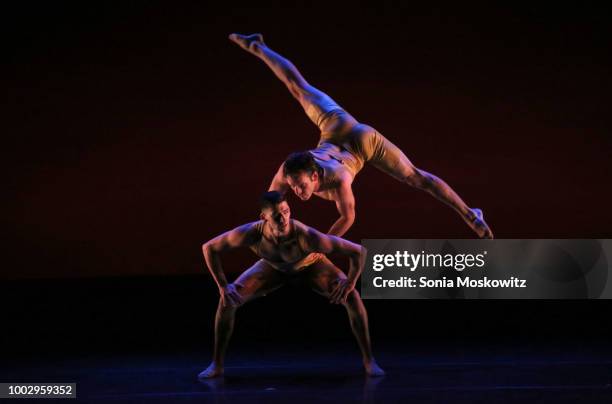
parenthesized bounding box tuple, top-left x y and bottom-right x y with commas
(202, 224, 257, 305)
(268, 163, 289, 194)
(302, 226, 365, 303)
(328, 181, 356, 237)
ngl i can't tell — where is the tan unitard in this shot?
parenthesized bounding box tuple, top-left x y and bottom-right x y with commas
(305, 93, 414, 184)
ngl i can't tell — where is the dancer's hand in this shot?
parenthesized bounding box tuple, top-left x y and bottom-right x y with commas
(329, 278, 355, 304)
(220, 284, 243, 307)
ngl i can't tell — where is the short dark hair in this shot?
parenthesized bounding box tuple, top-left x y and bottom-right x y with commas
(260, 191, 287, 212)
(282, 151, 322, 177)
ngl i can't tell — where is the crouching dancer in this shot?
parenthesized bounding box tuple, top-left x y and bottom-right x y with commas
(199, 191, 384, 378)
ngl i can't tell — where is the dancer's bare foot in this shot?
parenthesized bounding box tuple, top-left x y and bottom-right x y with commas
(364, 360, 386, 377)
(228, 33, 264, 52)
(198, 362, 224, 379)
(468, 208, 494, 239)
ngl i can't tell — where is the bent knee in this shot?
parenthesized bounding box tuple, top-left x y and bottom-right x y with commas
(342, 289, 362, 306)
(217, 299, 240, 312)
(217, 284, 252, 309)
(289, 81, 315, 101)
(316, 275, 346, 297)
(403, 168, 433, 188)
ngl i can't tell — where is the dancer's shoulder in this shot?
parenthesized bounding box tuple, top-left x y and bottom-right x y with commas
(291, 219, 317, 238)
(291, 219, 309, 233)
(292, 220, 327, 242)
(230, 220, 265, 241)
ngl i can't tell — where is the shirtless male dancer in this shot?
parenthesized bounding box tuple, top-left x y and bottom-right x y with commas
(229, 33, 493, 239)
(199, 191, 385, 378)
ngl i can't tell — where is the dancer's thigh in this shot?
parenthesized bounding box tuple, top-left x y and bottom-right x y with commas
(232, 259, 286, 304)
(300, 84, 359, 134)
(348, 126, 417, 181)
(299, 256, 347, 298)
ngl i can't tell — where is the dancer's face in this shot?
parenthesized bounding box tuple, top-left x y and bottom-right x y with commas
(261, 201, 291, 233)
(287, 171, 319, 200)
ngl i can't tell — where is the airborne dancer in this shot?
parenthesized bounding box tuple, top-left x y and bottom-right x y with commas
(229, 33, 493, 239)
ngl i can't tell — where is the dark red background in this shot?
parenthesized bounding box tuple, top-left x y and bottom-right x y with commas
(4, 2, 612, 280)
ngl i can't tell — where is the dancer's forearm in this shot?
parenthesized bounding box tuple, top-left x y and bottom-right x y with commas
(346, 248, 364, 286)
(202, 246, 228, 289)
(328, 215, 354, 237)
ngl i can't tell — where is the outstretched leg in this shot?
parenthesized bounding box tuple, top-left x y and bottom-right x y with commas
(303, 257, 385, 376)
(229, 33, 358, 133)
(352, 126, 494, 238)
(406, 166, 493, 238)
(199, 260, 286, 379)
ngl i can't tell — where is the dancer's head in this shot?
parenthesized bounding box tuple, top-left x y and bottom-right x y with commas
(283, 151, 322, 200)
(260, 191, 291, 232)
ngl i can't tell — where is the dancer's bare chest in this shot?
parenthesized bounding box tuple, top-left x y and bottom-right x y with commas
(255, 236, 305, 266)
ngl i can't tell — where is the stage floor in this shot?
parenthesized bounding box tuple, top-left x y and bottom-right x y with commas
(2, 341, 611, 403)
